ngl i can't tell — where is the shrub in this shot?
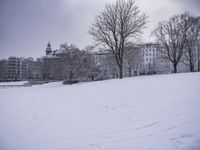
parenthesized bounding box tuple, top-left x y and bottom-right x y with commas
(63, 79, 79, 85)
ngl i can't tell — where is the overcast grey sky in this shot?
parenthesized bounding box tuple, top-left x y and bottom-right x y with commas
(0, 0, 200, 59)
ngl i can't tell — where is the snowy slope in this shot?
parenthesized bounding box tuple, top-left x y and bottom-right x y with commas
(0, 73, 200, 150)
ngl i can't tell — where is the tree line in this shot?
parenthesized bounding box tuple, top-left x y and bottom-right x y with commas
(153, 12, 200, 73)
(89, 0, 200, 77)
(41, 44, 100, 84)
(41, 0, 200, 84)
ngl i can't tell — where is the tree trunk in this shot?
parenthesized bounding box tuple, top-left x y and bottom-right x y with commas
(198, 44, 200, 72)
(119, 64, 123, 79)
(129, 67, 131, 77)
(198, 58, 200, 72)
(190, 63, 194, 72)
(115, 54, 124, 79)
(189, 50, 195, 72)
(68, 72, 73, 85)
(173, 63, 177, 73)
(198, 61, 200, 72)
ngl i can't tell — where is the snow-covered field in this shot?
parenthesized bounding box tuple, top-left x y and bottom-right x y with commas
(0, 81, 28, 86)
(0, 73, 200, 150)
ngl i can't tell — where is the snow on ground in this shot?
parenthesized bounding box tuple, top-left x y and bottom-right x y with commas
(0, 81, 28, 86)
(0, 72, 200, 150)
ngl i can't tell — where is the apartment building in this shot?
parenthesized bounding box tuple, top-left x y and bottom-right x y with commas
(0, 59, 8, 81)
(139, 43, 170, 74)
(6, 57, 24, 81)
(0, 57, 42, 81)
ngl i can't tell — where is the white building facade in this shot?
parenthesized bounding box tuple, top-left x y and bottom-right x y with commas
(139, 43, 170, 74)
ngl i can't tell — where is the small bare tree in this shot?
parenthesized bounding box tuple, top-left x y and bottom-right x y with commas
(60, 43, 86, 84)
(78, 46, 101, 81)
(153, 14, 188, 73)
(89, 0, 147, 79)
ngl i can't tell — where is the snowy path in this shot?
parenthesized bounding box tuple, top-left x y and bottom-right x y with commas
(0, 73, 200, 150)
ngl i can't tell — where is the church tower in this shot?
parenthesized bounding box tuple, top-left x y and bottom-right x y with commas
(46, 41, 52, 55)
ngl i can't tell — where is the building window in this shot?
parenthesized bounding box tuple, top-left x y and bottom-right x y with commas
(146, 53, 148, 56)
(146, 58, 148, 61)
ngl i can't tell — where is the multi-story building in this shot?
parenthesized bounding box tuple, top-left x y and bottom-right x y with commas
(6, 57, 23, 81)
(25, 57, 34, 79)
(138, 43, 170, 74)
(92, 52, 118, 79)
(0, 59, 8, 81)
(92, 43, 167, 77)
(92, 44, 141, 78)
(0, 57, 42, 81)
(32, 58, 43, 79)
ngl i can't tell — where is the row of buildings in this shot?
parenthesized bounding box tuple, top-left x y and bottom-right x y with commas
(138, 43, 171, 74)
(0, 41, 189, 81)
(0, 57, 43, 81)
(93, 43, 172, 78)
(44, 41, 170, 79)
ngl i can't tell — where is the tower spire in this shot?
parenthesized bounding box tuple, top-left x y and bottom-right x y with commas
(47, 40, 51, 48)
(46, 40, 52, 55)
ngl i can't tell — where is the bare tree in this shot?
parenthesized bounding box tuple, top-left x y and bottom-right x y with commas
(60, 43, 86, 84)
(198, 36, 200, 71)
(182, 13, 200, 72)
(78, 46, 101, 81)
(89, 0, 147, 79)
(153, 14, 188, 73)
(195, 17, 200, 71)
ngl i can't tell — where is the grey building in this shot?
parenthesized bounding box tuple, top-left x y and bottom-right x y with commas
(0, 57, 40, 81)
(138, 43, 170, 74)
(6, 57, 25, 81)
(0, 59, 8, 81)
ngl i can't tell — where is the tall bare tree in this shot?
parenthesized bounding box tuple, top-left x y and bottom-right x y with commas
(89, 0, 147, 79)
(198, 35, 200, 71)
(153, 14, 188, 73)
(182, 13, 200, 72)
(195, 17, 200, 72)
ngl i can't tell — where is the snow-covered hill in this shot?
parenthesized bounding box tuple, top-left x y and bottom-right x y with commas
(0, 73, 200, 150)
